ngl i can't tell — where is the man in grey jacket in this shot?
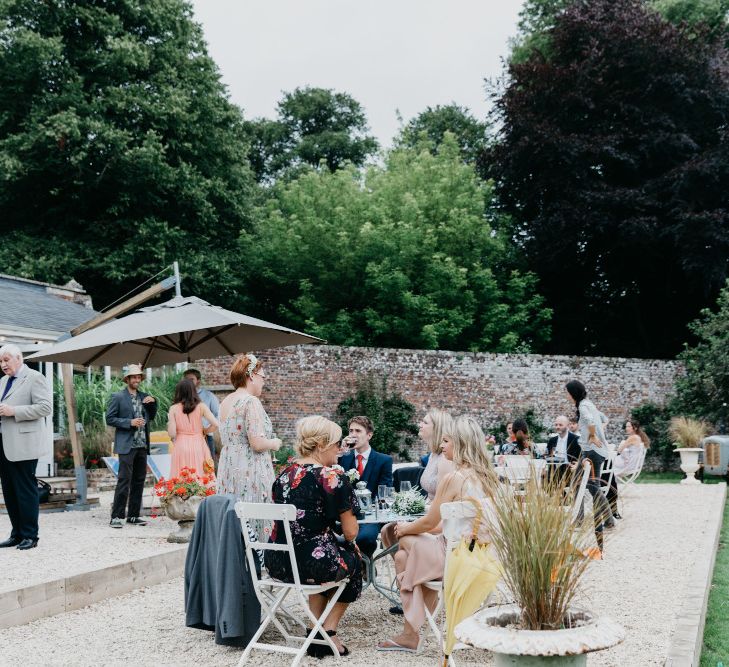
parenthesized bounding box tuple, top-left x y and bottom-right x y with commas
(0, 344, 53, 550)
(106, 364, 157, 528)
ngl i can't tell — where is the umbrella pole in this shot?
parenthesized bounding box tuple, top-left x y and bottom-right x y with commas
(61, 363, 89, 511)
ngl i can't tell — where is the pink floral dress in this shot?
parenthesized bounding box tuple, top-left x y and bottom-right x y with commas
(217, 394, 275, 539)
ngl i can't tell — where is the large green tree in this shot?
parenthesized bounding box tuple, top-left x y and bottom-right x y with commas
(240, 135, 552, 352)
(244, 86, 378, 182)
(395, 104, 491, 175)
(490, 0, 729, 358)
(0, 0, 255, 308)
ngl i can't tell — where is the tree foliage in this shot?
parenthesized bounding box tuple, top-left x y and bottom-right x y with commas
(335, 374, 419, 459)
(240, 136, 552, 352)
(491, 0, 729, 357)
(244, 86, 378, 182)
(0, 0, 255, 309)
(673, 279, 729, 429)
(396, 104, 491, 175)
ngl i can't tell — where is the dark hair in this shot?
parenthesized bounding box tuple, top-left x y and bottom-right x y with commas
(626, 418, 651, 448)
(174, 378, 200, 415)
(348, 415, 374, 434)
(511, 418, 530, 452)
(183, 368, 202, 381)
(565, 380, 588, 421)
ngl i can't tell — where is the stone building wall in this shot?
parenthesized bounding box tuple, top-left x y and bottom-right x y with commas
(197, 345, 679, 457)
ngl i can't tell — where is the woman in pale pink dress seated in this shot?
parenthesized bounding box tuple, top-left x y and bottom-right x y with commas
(377, 416, 496, 653)
(168, 378, 219, 478)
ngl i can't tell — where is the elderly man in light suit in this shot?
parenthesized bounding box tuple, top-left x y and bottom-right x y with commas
(0, 344, 52, 550)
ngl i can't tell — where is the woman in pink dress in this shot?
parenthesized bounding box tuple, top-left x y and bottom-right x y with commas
(167, 378, 219, 479)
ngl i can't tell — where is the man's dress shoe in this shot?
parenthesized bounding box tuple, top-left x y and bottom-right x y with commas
(0, 537, 21, 548)
(16, 538, 39, 550)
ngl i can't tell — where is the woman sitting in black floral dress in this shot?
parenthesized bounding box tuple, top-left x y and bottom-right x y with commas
(265, 415, 362, 657)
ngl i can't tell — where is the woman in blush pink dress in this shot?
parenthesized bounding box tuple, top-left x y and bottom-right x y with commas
(168, 378, 219, 479)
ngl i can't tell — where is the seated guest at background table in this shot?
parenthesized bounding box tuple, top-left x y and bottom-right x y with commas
(338, 415, 392, 557)
(266, 416, 362, 658)
(377, 415, 496, 653)
(167, 378, 219, 478)
(417, 409, 455, 502)
(497, 421, 517, 454)
(613, 418, 649, 476)
(547, 414, 581, 462)
(501, 418, 532, 456)
(568, 418, 580, 435)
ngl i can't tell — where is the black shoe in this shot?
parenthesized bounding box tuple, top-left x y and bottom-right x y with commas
(389, 605, 404, 615)
(17, 538, 39, 550)
(126, 517, 147, 526)
(603, 519, 615, 530)
(613, 513, 622, 520)
(0, 537, 21, 548)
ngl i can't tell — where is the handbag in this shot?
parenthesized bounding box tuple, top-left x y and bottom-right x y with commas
(37, 478, 52, 504)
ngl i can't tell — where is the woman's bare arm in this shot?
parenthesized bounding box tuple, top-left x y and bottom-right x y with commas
(340, 509, 359, 542)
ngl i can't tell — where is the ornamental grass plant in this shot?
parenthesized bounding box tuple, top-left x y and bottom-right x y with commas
(488, 472, 595, 631)
(669, 416, 708, 448)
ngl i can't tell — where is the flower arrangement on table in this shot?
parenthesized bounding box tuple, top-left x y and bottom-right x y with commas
(153, 466, 215, 507)
(392, 487, 426, 515)
(485, 434, 496, 450)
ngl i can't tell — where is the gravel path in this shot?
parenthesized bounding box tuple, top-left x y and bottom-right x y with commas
(0, 483, 724, 666)
(0, 490, 178, 593)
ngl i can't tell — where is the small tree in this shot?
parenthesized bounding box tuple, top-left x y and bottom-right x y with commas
(335, 374, 419, 460)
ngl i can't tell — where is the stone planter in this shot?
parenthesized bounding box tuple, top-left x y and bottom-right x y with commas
(674, 447, 703, 485)
(455, 604, 624, 666)
(164, 495, 204, 543)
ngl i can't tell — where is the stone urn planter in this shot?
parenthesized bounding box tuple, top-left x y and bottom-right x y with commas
(164, 495, 204, 543)
(456, 604, 625, 666)
(674, 447, 703, 485)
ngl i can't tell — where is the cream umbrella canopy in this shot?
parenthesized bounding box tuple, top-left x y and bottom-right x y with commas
(28, 296, 323, 366)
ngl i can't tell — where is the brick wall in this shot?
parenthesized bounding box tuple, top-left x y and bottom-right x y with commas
(197, 345, 679, 456)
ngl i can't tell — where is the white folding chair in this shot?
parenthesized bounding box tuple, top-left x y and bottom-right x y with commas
(502, 455, 532, 484)
(616, 446, 646, 489)
(570, 460, 591, 523)
(235, 502, 349, 667)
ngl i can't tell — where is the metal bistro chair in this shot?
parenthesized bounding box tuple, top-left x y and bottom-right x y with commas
(235, 502, 349, 667)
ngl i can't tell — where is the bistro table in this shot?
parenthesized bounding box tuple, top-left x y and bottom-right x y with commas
(357, 508, 424, 605)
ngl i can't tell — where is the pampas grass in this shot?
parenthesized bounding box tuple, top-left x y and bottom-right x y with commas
(669, 416, 707, 448)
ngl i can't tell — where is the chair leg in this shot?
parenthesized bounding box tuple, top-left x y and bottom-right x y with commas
(238, 587, 289, 667)
(293, 583, 347, 665)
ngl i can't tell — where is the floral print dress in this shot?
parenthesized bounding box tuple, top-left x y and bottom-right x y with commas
(265, 463, 363, 603)
(217, 394, 275, 539)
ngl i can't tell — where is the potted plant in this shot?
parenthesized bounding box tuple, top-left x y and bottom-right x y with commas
(455, 475, 624, 665)
(153, 466, 215, 543)
(670, 417, 708, 485)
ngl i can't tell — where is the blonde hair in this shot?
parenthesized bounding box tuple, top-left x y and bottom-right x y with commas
(448, 415, 495, 496)
(295, 416, 342, 458)
(428, 408, 454, 455)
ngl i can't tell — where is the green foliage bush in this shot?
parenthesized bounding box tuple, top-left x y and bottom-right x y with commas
(489, 407, 547, 444)
(335, 374, 419, 460)
(630, 402, 674, 465)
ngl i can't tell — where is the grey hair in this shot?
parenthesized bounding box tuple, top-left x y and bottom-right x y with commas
(0, 344, 23, 361)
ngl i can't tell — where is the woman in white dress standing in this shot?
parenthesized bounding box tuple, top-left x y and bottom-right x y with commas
(217, 354, 282, 539)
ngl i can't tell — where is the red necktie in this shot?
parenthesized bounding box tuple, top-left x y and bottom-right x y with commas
(357, 454, 364, 476)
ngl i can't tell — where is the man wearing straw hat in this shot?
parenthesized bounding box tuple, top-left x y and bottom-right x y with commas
(106, 364, 157, 528)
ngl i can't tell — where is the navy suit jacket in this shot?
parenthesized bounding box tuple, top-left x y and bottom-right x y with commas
(546, 432, 581, 462)
(106, 388, 158, 455)
(339, 448, 393, 496)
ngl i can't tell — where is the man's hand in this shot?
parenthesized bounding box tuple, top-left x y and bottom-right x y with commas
(131, 417, 146, 428)
(0, 403, 15, 417)
(142, 396, 155, 404)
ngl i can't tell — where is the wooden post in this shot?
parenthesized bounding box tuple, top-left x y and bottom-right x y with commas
(61, 363, 88, 507)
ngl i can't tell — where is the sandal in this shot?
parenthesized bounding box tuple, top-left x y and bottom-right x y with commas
(377, 638, 420, 653)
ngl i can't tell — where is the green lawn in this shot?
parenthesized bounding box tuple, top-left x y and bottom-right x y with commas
(701, 497, 729, 666)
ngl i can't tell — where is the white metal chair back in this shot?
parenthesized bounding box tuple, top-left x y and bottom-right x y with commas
(503, 455, 532, 483)
(235, 501, 348, 667)
(570, 460, 591, 523)
(616, 445, 646, 488)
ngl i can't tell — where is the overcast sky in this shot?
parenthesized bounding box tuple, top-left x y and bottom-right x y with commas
(188, 0, 524, 147)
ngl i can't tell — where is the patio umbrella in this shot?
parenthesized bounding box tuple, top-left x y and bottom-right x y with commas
(28, 295, 323, 366)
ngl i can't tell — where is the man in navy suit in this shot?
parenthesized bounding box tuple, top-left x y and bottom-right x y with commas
(338, 415, 392, 557)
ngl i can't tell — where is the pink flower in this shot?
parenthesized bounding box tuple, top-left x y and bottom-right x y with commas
(296, 509, 305, 520)
(312, 547, 325, 559)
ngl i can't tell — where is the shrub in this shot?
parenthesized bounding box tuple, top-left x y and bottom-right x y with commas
(335, 374, 419, 459)
(631, 402, 673, 465)
(489, 407, 547, 444)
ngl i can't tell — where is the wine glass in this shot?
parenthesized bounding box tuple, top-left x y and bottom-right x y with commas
(385, 487, 396, 513)
(400, 481, 412, 493)
(378, 484, 387, 510)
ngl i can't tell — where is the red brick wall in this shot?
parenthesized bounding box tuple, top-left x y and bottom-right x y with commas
(197, 345, 679, 455)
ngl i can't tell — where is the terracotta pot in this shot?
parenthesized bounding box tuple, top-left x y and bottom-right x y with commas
(164, 495, 204, 543)
(674, 447, 703, 485)
(455, 604, 624, 666)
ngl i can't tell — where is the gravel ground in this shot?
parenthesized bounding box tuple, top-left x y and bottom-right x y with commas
(0, 489, 178, 593)
(0, 483, 724, 666)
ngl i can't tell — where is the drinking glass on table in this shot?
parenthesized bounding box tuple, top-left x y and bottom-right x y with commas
(378, 484, 388, 510)
(400, 481, 412, 493)
(385, 487, 396, 512)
